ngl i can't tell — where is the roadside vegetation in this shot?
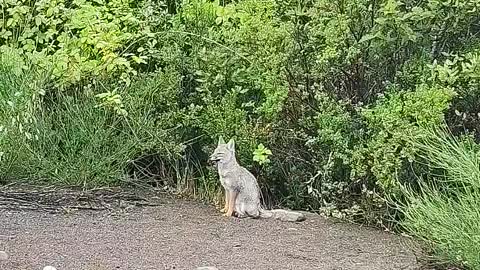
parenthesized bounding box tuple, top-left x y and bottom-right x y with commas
(1, 0, 479, 267)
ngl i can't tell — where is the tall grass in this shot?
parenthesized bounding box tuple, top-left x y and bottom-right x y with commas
(0, 50, 187, 187)
(0, 48, 46, 181)
(398, 127, 480, 269)
(30, 94, 139, 186)
(0, 69, 137, 185)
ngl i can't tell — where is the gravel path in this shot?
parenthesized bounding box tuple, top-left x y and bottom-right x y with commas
(0, 195, 420, 270)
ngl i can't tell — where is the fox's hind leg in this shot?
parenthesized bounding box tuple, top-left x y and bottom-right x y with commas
(235, 201, 248, 218)
(245, 204, 260, 219)
(236, 205, 258, 219)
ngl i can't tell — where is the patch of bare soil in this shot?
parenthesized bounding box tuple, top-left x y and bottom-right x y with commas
(0, 185, 421, 270)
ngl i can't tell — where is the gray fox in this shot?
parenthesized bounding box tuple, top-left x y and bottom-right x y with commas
(209, 137, 305, 222)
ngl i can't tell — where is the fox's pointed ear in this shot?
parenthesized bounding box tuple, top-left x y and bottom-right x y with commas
(226, 138, 235, 151)
(218, 136, 226, 145)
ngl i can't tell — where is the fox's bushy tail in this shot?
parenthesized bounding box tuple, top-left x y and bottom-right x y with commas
(259, 209, 306, 222)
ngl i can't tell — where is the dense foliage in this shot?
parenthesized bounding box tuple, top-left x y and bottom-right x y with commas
(1, 0, 480, 267)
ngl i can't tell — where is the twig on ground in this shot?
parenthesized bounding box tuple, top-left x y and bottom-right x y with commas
(0, 184, 164, 213)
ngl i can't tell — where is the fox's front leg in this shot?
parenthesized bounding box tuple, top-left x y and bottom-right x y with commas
(220, 190, 229, 213)
(223, 190, 238, 217)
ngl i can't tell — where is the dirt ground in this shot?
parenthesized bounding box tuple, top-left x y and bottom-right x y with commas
(0, 188, 421, 270)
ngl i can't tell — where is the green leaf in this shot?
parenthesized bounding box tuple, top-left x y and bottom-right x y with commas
(35, 16, 42, 26)
(358, 33, 377, 43)
(46, 7, 53, 17)
(6, 18, 14, 27)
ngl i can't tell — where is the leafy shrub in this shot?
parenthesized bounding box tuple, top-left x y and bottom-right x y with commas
(0, 0, 165, 86)
(265, 91, 358, 210)
(178, 0, 292, 120)
(356, 84, 455, 191)
(431, 49, 480, 140)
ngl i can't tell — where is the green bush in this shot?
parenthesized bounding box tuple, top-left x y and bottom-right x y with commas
(357, 83, 454, 191)
(430, 49, 480, 140)
(0, 0, 167, 86)
(265, 92, 359, 212)
(178, 0, 292, 120)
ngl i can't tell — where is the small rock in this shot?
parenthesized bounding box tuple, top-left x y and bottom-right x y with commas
(0, 251, 8, 260)
(43, 266, 57, 270)
(196, 267, 218, 270)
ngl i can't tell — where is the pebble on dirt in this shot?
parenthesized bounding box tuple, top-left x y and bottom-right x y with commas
(0, 251, 8, 260)
(43, 266, 57, 270)
(196, 267, 219, 270)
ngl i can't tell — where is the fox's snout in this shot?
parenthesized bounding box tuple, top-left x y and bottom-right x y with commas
(209, 153, 220, 165)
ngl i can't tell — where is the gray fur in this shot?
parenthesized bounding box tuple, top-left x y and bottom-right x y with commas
(210, 138, 305, 222)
